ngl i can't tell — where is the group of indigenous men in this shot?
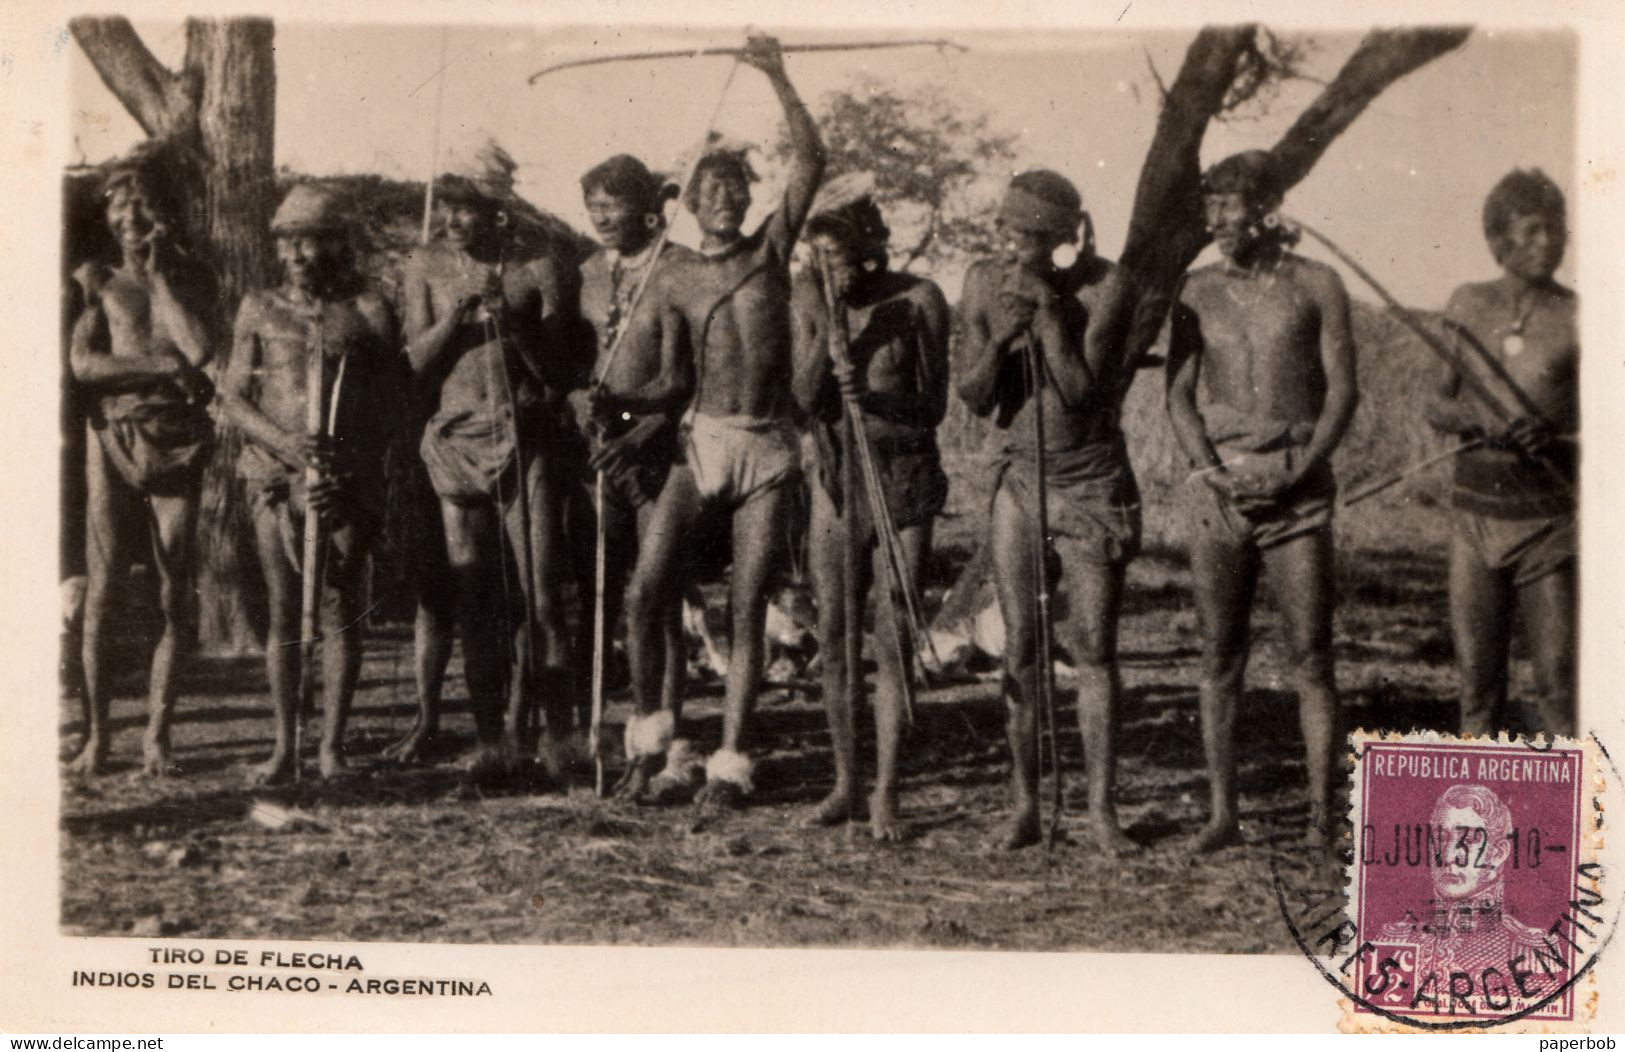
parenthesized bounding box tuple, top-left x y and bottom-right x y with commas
(64, 35, 1577, 854)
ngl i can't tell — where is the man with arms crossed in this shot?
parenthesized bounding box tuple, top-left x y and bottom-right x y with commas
(1425, 169, 1576, 738)
(627, 34, 824, 808)
(956, 170, 1141, 852)
(1167, 150, 1358, 852)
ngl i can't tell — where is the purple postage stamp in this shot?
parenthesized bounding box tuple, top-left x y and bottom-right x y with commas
(1333, 731, 1606, 1031)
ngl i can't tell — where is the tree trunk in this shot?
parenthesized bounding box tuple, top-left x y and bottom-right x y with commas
(1119, 25, 1471, 362)
(71, 16, 277, 653)
(186, 20, 276, 652)
(185, 20, 277, 308)
(1119, 26, 1257, 363)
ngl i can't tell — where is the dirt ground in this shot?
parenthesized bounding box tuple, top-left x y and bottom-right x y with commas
(59, 475, 1550, 953)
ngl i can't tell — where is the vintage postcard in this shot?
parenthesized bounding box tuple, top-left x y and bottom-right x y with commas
(3, 0, 1624, 1034)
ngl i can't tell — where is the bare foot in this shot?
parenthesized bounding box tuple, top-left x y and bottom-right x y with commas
(1193, 817, 1242, 853)
(613, 756, 657, 801)
(141, 726, 175, 777)
(1091, 822, 1142, 857)
(535, 733, 577, 784)
(460, 742, 517, 782)
(998, 806, 1042, 851)
(248, 753, 295, 787)
(381, 722, 436, 764)
(318, 747, 348, 779)
(805, 788, 856, 827)
(869, 791, 904, 842)
(63, 738, 108, 777)
(59, 735, 88, 765)
(695, 778, 747, 812)
(644, 770, 699, 807)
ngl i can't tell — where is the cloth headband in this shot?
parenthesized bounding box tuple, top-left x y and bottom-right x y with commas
(998, 186, 1081, 238)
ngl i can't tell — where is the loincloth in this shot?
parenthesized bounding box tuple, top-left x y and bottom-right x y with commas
(420, 404, 563, 506)
(681, 412, 800, 506)
(1453, 507, 1575, 588)
(811, 422, 947, 545)
(1452, 442, 1576, 521)
(991, 437, 1141, 566)
(91, 402, 212, 496)
(249, 471, 377, 582)
(1187, 410, 1333, 550)
(593, 413, 677, 511)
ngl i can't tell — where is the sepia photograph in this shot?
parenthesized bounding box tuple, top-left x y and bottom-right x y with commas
(7, 0, 1625, 1034)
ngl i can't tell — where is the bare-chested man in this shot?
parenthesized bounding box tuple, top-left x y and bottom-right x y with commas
(956, 170, 1142, 852)
(572, 153, 697, 798)
(67, 145, 215, 777)
(401, 142, 584, 777)
(1166, 151, 1358, 851)
(626, 34, 824, 808)
(1425, 169, 1576, 738)
(219, 184, 403, 783)
(792, 190, 949, 839)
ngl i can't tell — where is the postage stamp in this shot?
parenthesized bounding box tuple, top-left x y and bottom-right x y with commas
(1335, 731, 1606, 1031)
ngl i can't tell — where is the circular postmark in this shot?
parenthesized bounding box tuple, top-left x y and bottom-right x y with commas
(1272, 731, 1619, 1031)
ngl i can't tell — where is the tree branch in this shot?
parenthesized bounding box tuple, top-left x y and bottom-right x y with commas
(70, 17, 193, 140)
(1142, 47, 1170, 102)
(1120, 25, 1256, 275)
(897, 208, 938, 272)
(1270, 26, 1471, 191)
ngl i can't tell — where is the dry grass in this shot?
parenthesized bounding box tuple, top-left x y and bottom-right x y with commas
(62, 446, 1542, 952)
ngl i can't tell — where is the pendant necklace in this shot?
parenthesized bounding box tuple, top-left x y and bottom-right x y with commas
(1503, 286, 1540, 357)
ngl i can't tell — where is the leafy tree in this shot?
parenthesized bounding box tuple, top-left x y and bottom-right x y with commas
(773, 75, 1017, 271)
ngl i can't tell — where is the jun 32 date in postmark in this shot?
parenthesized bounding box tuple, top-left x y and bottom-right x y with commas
(1276, 730, 1612, 1032)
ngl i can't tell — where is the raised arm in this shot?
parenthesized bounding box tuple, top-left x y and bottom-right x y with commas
(1031, 295, 1090, 409)
(148, 255, 214, 370)
(68, 266, 196, 393)
(859, 280, 952, 428)
(216, 294, 302, 469)
(740, 35, 825, 242)
(953, 263, 1010, 418)
(1292, 262, 1359, 482)
(402, 257, 474, 376)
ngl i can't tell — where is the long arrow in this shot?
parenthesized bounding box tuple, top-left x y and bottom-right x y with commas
(528, 39, 965, 83)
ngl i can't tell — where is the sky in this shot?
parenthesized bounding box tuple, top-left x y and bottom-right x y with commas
(68, 22, 1577, 307)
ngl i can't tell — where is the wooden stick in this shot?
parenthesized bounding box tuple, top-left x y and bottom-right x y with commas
(590, 473, 607, 796)
(842, 355, 865, 740)
(480, 247, 540, 752)
(1023, 332, 1063, 851)
(295, 306, 328, 785)
(817, 252, 919, 724)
